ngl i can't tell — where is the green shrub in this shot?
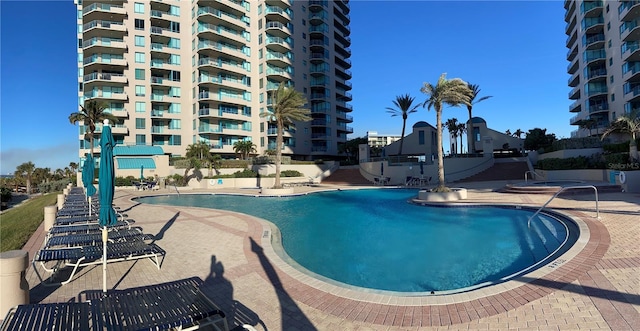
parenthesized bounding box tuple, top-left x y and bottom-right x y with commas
(38, 179, 73, 193)
(550, 137, 605, 152)
(1, 187, 12, 203)
(603, 141, 629, 153)
(603, 153, 630, 167)
(536, 155, 604, 170)
(232, 169, 257, 178)
(115, 176, 138, 186)
(280, 170, 303, 177)
(220, 160, 250, 168)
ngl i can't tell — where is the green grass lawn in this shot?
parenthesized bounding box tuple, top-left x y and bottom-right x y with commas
(0, 193, 58, 252)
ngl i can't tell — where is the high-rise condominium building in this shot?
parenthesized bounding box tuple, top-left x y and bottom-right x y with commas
(565, 0, 640, 138)
(74, 0, 353, 162)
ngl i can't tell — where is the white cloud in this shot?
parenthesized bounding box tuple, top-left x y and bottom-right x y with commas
(0, 143, 78, 175)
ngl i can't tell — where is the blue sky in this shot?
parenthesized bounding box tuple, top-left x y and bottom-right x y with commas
(0, 0, 570, 175)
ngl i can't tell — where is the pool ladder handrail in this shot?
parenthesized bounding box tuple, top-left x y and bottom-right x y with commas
(527, 185, 600, 228)
(173, 183, 180, 196)
(524, 171, 543, 183)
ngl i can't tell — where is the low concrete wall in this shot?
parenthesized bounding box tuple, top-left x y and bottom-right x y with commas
(535, 169, 609, 182)
(360, 156, 494, 185)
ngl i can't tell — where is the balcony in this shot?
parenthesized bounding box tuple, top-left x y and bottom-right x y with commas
(265, 36, 293, 53)
(580, 0, 603, 17)
(588, 102, 609, 113)
(197, 22, 247, 45)
(265, 50, 293, 66)
(83, 72, 127, 84)
(197, 6, 250, 30)
(567, 71, 580, 87)
(266, 65, 293, 79)
(581, 16, 604, 33)
(585, 68, 607, 81)
(336, 124, 354, 133)
(582, 33, 605, 49)
(84, 90, 128, 101)
(568, 86, 581, 99)
(623, 61, 640, 81)
(620, 19, 640, 41)
(569, 100, 582, 113)
(264, 5, 292, 20)
(619, 0, 640, 21)
(622, 41, 640, 62)
(82, 3, 126, 20)
(566, 29, 578, 48)
(565, 15, 577, 34)
(265, 21, 292, 38)
(82, 20, 126, 34)
(82, 37, 126, 52)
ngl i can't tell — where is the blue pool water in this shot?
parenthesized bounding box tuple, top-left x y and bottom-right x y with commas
(137, 189, 578, 293)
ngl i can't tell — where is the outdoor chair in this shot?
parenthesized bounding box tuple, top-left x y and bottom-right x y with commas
(44, 228, 150, 248)
(33, 239, 165, 285)
(0, 302, 94, 331)
(47, 220, 133, 236)
(82, 277, 229, 331)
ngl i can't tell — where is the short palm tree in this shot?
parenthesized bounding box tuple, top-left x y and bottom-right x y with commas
(386, 94, 420, 156)
(578, 118, 598, 137)
(601, 110, 640, 162)
(260, 83, 311, 188)
(68, 100, 118, 156)
(513, 129, 524, 138)
(233, 140, 257, 160)
(444, 118, 460, 155)
(15, 162, 35, 195)
(186, 141, 215, 177)
(457, 122, 466, 154)
(466, 83, 492, 153)
(421, 73, 473, 192)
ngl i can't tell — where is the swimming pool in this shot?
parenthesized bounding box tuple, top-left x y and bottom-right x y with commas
(137, 189, 578, 293)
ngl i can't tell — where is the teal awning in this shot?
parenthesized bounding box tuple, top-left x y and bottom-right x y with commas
(116, 158, 157, 169)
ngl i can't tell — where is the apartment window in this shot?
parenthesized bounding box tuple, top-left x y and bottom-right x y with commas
(606, 4, 609, 12)
(135, 118, 146, 129)
(303, 87, 307, 93)
(260, 123, 264, 132)
(610, 75, 614, 83)
(260, 137, 264, 147)
(135, 85, 146, 96)
(608, 40, 612, 48)
(607, 22, 610, 30)
(136, 134, 146, 145)
(302, 19, 306, 26)
(134, 2, 144, 13)
(135, 69, 145, 80)
(258, 49, 263, 59)
(135, 35, 145, 47)
(302, 60, 307, 66)
(302, 33, 306, 39)
(418, 131, 425, 145)
(168, 119, 181, 129)
(302, 5, 306, 12)
(258, 19, 262, 29)
(611, 94, 615, 102)
(303, 73, 307, 80)
(135, 52, 145, 63)
(78, 38, 82, 48)
(135, 102, 146, 112)
(135, 19, 144, 30)
(302, 46, 306, 53)
(258, 34, 262, 44)
(609, 58, 613, 66)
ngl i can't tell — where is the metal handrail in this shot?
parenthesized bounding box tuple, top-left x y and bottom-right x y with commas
(527, 185, 599, 228)
(524, 171, 543, 182)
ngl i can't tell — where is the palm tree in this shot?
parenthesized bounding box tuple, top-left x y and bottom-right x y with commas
(233, 140, 257, 160)
(601, 109, 640, 162)
(385, 94, 420, 155)
(457, 122, 467, 154)
(15, 162, 36, 195)
(505, 129, 512, 136)
(444, 118, 460, 155)
(68, 100, 118, 156)
(513, 129, 524, 138)
(421, 73, 473, 192)
(578, 118, 598, 137)
(186, 141, 215, 177)
(466, 83, 492, 153)
(260, 83, 311, 188)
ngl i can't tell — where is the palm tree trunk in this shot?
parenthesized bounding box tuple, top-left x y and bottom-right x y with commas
(467, 107, 473, 154)
(275, 119, 283, 188)
(459, 135, 464, 154)
(436, 107, 446, 191)
(398, 119, 406, 156)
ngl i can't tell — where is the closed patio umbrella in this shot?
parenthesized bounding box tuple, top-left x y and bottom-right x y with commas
(82, 154, 96, 216)
(98, 119, 117, 293)
(380, 162, 384, 176)
(140, 165, 144, 182)
(419, 160, 424, 176)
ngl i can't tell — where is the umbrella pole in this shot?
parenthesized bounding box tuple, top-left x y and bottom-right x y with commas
(102, 226, 108, 293)
(89, 196, 92, 217)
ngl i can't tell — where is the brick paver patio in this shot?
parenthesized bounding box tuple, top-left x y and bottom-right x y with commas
(20, 181, 640, 330)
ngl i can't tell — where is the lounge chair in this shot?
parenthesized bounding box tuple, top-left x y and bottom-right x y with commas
(32, 240, 165, 285)
(82, 277, 229, 331)
(44, 228, 150, 248)
(1, 278, 236, 331)
(47, 220, 133, 236)
(0, 302, 93, 331)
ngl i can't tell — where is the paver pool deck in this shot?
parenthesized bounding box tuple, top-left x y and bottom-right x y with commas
(21, 180, 640, 330)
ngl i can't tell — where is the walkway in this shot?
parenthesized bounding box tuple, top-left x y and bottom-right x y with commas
(23, 182, 640, 330)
